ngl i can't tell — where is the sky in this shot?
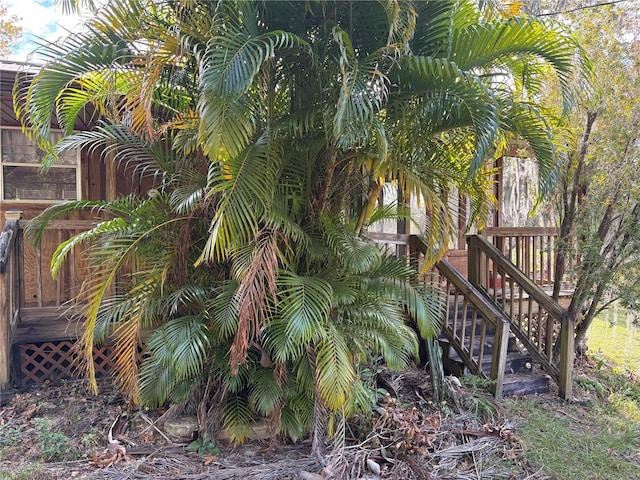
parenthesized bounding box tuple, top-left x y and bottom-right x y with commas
(4, 0, 85, 62)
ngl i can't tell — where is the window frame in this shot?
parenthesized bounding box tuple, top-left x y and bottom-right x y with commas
(0, 127, 81, 203)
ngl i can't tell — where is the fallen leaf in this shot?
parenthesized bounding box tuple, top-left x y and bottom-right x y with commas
(203, 455, 219, 465)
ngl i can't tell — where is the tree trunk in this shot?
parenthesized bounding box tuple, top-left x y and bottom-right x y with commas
(552, 111, 597, 301)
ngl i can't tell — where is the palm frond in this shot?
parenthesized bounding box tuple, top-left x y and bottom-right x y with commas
(248, 368, 284, 417)
(222, 395, 253, 443)
(228, 229, 279, 371)
(272, 271, 332, 361)
(314, 324, 355, 412)
(450, 17, 584, 112)
(198, 17, 307, 158)
(197, 136, 278, 263)
(321, 216, 382, 274)
(499, 100, 559, 196)
(395, 56, 499, 174)
(16, 32, 131, 143)
(209, 281, 241, 341)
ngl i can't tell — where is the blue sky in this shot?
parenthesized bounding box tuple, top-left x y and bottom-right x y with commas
(4, 0, 84, 61)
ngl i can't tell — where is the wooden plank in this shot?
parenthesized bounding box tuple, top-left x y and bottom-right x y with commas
(38, 230, 59, 306)
(17, 219, 98, 230)
(558, 313, 575, 400)
(366, 231, 412, 245)
(13, 308, 84, 344)
(490, 318, 510, 399)
(56, 229, 62, 305)
(20, 229, 40, 307)
(36, 240, 44, 307)
(502, 374, 550, 396)
(0, 215, 19, 386)
(88, 148, 104, 200)
(14, 320, 83, 344)
(482, 227, 559, 236)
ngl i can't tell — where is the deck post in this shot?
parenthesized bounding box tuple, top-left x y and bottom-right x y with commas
(0, 211, 21, 388)
(490, 319, 510, 399)
(467, 236, 480, 287)
(558, 312, 575, 400)
(0, 266, 10, 387)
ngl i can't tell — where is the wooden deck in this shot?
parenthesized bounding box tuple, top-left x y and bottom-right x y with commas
(1, 216, 575, 398)
(0, 216, 93, 386)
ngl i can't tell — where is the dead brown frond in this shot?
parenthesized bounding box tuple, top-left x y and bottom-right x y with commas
(229, 228, 279, 372)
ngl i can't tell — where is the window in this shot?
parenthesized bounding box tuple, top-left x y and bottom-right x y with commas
(0, 128, 80, 202)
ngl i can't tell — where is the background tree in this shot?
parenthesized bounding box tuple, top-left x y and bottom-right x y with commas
(540, 2, 640, 352)
(19, 0, 584, 449)
(0, 1, 21, 56)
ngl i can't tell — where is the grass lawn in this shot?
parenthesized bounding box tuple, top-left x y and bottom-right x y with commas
(502, 307, 640, 480)
(587, 308, 640, 374)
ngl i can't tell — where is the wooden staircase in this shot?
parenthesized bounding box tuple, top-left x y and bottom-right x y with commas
(439, 291, 551, 396)
(368, 232, 575, 400)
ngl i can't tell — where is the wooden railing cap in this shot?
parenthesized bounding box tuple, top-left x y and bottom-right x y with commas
(4, 210, 22, 221)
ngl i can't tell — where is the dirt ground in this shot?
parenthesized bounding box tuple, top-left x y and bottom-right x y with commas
(0, 368, 556, 480)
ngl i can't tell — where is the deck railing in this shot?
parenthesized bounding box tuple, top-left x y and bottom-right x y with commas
(431, 260, 511, 398)
(0, 212, 21, 386)
(0, 216, 96, 386)
(17, 219, 96, 309)
(367, 232, 511, 398)
(481, 227, 560, 286)
(468, 235, 573, 399)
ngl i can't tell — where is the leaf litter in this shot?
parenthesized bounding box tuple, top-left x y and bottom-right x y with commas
(1, 368, 548, 479)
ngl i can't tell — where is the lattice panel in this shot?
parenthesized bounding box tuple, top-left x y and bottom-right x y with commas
(18, 341, 115, 385)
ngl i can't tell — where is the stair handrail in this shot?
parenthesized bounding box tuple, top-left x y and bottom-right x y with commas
(0, 211, 22, 387)
(468, 234, 574, 400)
(434, 259, 512, 398)
(366, 232, 511, 398)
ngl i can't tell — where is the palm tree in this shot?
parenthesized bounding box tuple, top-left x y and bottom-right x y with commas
(20, 0, 586, 447)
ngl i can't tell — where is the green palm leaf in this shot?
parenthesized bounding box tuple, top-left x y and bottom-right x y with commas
(248, 368, 284, 416)
(395, 56, 498, 174)
(198, 10, 307, 158)
(272, 271, 332, 361)
(197, 136, 278, 262)
(314, 324, 355, 411)
(223, 395, 253, 443)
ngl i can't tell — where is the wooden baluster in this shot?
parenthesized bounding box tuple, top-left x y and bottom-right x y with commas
(69, 229, 76, 299)
(445, 279, 452, 332)
(532, 235, 538, 283)
(515, 236, 521, 273)
(36, 244, 43, 308)
(545, 311, 554, 361)
(509, 277, 515, 322)
(490, 318, 510, 399)
(469, 309, 478, 362)
(537, 307, 544, 353)
(56, 228, 62, 306)
(452, 291, 460, 342)
(527, 294, 533, 340)
(0, 271, 9, 387)
(552, 235, 556, 284)
(460, 299, 468, 352)
(478, 318, 487, 370)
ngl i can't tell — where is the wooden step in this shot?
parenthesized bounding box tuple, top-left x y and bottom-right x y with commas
(444, 344, 533, 376)
(501, 373, 551, 396)
(13, 307, 85, 344)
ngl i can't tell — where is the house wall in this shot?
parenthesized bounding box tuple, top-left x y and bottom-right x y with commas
(0, 63, 152, 309)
